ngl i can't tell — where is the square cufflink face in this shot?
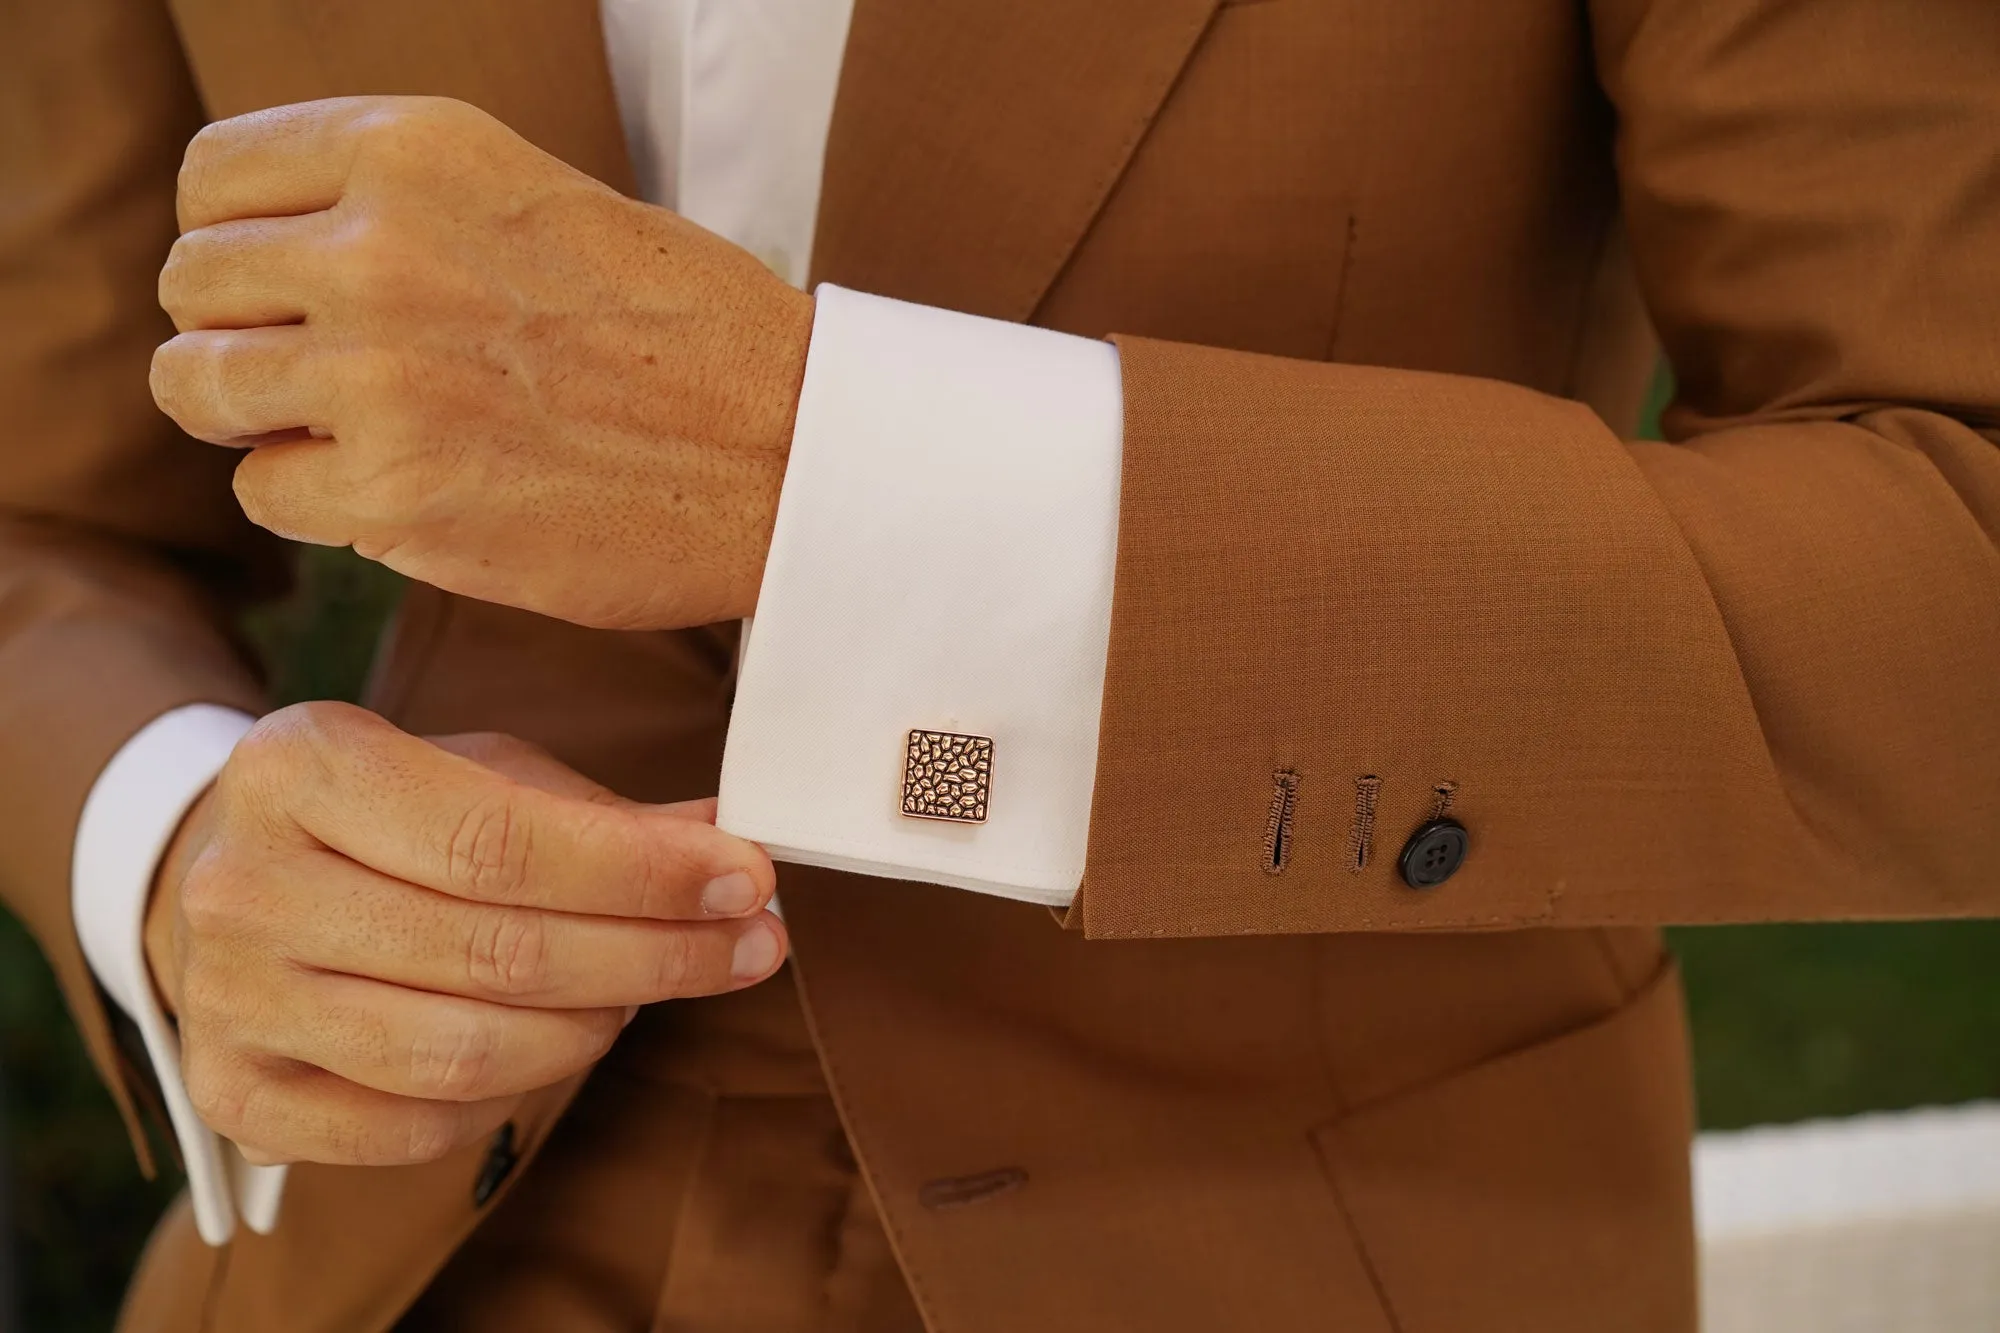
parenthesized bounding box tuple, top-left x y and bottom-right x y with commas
(901, 730, 993, 823)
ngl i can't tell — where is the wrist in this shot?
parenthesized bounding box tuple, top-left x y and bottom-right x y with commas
(732, 285, 815, 620)
(755, 285, 815, 453)
(144, 783, 219, 1018)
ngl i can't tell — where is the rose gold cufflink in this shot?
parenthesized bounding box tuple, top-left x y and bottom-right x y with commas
(901, 730, 993, 824)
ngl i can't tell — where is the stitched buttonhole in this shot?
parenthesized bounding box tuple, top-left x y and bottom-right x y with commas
(919, 1167, 1029, 1211)
(1431, 780, 1457, 821)
(1348, 775, 1383, 873)
(1263, 770, 1302, 875)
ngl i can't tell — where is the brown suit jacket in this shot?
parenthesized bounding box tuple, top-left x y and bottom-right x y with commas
(3, 0, 1996, 1329)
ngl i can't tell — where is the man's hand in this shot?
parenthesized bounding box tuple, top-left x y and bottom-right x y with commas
(141, 702, 786, 1167)
(149, 96, 815, 631)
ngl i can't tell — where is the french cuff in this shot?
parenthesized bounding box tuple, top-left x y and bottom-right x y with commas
(72, 703, 286, 1246)
(717, 285, 1122, 908)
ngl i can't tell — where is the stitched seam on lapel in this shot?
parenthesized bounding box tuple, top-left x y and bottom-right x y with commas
(1587, 928, 1645, 1003)
(1022, 0, 1227, 323)
(1322, 214, 1360, 363)
(1313, 1159, 1410, 1333)
(197, 1230, 234, 1333)
(783, 952, 954, 1333)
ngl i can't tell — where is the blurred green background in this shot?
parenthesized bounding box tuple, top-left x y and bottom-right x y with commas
(2, 371, 1996, 1330)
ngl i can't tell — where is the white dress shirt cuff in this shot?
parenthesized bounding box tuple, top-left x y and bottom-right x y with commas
(718, 285, 1123, 907)
(72, 703, 285, 1246)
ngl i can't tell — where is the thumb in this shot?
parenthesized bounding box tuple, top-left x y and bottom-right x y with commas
(428, 734, 725, 828)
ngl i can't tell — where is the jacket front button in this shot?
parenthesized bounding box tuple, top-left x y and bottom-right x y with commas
(1398, 819, 1469, 889)
(472, 1122, 520, 1206)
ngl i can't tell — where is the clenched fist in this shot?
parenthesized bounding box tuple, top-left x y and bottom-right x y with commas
(150, 96, 814, 631)
(144, 702, 786, 1167)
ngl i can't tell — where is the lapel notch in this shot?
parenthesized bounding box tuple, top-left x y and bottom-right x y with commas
(812, 0, 1224, 322)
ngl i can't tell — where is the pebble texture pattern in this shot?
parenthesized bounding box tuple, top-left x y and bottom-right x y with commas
(901, 730, 994, 823)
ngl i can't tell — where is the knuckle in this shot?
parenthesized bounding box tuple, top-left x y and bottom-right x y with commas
(571, 808, 681, 919)
(584, 1005, 624, 1049)
(318, 1119, 372, 1166)
(148, 339, 194, 417)
(230, 452, 291, 535)
(225, 711, 310, 808)
(333, 347, 427, 474)
(335, 217, 403, 298)
(407, 1018, 499, 1101)
(185, 1053, 256, 1140)
(356, 96, 467, 149)
(224, 702, 380, 828)
(230, 456, 270, 526)
(157, 240, 195, 319)
(341, 343, 403, 412)
(575, 1010, 624, 1066)
(178, 966, 249, 1047)
(290, 698, 373, 750)
(244, 702, 366, 775)
(292, 1089, 387, 1167)
(630, 826, 700, 920)
(399, 1104, 465, 1164)
(344, 107, 405, 163)
(176, 128, 224, 221)
(176, 959, 228, 1021)
(229, 708, 306, 779)
(348, 442, 433, 533)
(649, 929, 698, 997)
(205, 333, 260, 415)
(465, 908, 551, 998)
(347, 527, 411, 567)
(447, 793, 533, 902)
(177, 855, 251, 940)
(437, 732, 515, 764)
(352, 99, 423, 145)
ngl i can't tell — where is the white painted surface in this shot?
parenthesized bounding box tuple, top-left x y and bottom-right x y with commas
(1697, 1102, 2000, 1331)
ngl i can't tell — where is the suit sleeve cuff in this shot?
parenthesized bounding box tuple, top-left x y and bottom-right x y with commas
(717, 285, 1123, 907)
(71, 703, 286, 1245)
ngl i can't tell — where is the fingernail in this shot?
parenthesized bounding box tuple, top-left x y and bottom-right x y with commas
(731, 920, 780, 981)
(702, 871, 760, 917)
(622, 1005, 640, 1027)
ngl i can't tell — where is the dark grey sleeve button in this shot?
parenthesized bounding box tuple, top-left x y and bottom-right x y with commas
(473, 1122, 520, 1206)
(1399, 819, 1468, 888)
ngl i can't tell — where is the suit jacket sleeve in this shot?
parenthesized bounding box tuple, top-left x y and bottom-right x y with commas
(1072, 0, 2000, 937)
(0, 0, 277, 1157)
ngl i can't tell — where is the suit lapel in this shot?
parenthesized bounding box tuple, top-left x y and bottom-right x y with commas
(812, 0, 1224, 321)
